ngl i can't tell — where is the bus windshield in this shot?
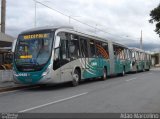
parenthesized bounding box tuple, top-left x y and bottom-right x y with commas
(15, 32, 53, 72)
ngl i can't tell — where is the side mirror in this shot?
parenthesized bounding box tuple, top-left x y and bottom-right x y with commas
(54, 36, 61, 49)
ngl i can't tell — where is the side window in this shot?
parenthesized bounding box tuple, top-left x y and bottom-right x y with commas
(147, 54, 149, 60)
(113, 45, 118, 58)
(126, 49, 130, 59)
(101, 42, 109, 59)
(137, 52, 140, 60)
(142, 53, 145, 60)
(69, 34, 80, 60)
(141, 53, 143, 60)
(60, 36, 69, 60)
(140, 53, 143, 60)
(129, 50, 132, 59)
(119, 49, 125, 60)
(96, 41, 103, 58)
(145, 54, 147, 60)
(139, 53, 141, 60)
(135, 52, 137, 60)
(89, 40, 96, 57)
(113, 45, 125, 60)
(132, 51, 135, 58)
(80, 37, 89, 58)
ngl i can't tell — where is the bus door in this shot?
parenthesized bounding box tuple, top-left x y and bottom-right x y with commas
(53, 32, 72, 82)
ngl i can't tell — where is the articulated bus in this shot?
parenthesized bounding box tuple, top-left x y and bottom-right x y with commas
(129, 47, 151, 72)
(12, 26, 139, 86)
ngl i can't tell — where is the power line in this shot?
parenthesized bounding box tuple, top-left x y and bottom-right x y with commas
(34, 0, 140, 41)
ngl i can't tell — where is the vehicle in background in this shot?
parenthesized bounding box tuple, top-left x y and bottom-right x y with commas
(129, 47, 151, 72)
(0, 48, 13, 70)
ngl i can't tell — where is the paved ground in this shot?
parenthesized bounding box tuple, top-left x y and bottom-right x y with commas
(0, 70, 24, 90)
(0, 68, 160, 113)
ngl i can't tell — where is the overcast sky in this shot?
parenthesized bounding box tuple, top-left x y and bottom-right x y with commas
(1, 0, 160, 51)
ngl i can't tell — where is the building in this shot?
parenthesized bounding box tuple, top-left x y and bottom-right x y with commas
(151, 53, 160, 67)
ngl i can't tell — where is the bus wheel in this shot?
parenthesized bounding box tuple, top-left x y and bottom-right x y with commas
(121, 68, 125, 76)
(102, 68, 107, 80)
(147, 67, 150, 71)
(136, 66, 138, 73)
(72, 69, 80, 87)
(142, 66, 145, 72)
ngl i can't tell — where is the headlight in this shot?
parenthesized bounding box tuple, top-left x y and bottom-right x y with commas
(42, 64, 52, 77)
(13, 70, 18, 77)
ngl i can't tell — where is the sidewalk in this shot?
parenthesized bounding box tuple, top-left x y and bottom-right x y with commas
(151, 67, 160, 71)
(0, 70, 26, 92)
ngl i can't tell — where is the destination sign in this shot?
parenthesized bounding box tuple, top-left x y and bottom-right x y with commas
(23, 33, 49, 40)
(20, 55, 32, 59)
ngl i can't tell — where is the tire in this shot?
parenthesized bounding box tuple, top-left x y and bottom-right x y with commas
(146, 67, 150, 71)
(101, 68, 107, 80)
(121, 68, 125, 76)
(147, 66, 150, 71)
(71, 69, 80, 87)
(136, 66, 138, 73)
(142, 66, 145, 72)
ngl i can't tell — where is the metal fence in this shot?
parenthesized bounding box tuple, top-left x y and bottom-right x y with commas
(0, 70, 13, 82)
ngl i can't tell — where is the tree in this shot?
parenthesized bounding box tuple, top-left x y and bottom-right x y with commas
(149, 4, 160, 37)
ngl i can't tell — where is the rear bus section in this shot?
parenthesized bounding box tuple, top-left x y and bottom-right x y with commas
(109, 43, 131, 76)
(144, 53, 151, 71)
(129, 48, 151, 73)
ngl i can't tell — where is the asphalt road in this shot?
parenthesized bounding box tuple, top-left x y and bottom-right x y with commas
(0, 68, 160, 113)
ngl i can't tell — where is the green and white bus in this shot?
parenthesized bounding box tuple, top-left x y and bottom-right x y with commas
(129, 47, 151, 72)
(13, 26, 131, 86)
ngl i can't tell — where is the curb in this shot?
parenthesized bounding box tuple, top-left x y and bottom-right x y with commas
(0, 85, 34, 93)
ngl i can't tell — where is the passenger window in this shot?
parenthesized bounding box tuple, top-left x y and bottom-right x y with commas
(80, 37, 89, 57)
(96, 42, 103, 58)
(113, 45, 125, 60)
(89, 40, 96, 57)
(101, 42, 109, 59)
(69, 34, 80, 60)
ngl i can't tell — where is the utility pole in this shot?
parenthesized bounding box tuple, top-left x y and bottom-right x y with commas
(1, 0, 6, 33)
(140, 30, 142, 49)
(34, 0, 37, 27)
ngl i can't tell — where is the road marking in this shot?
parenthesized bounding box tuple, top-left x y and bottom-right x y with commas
(126, 78, 137, 82)
(19, 92, 88, 113)
(148, 73, 153, 75)
(0, 86, 41, 95)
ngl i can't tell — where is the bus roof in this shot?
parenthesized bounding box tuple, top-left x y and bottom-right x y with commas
(20, 26, 128, 48)
(20, 26, 74, 34)
(129, 47, 151, 54)
(129, 47, 144, 52)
